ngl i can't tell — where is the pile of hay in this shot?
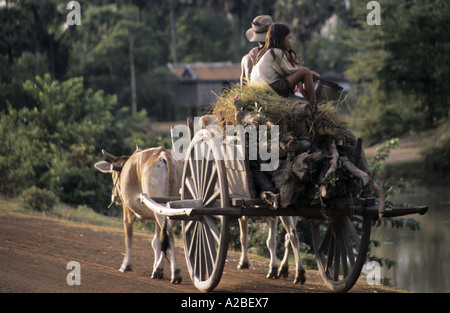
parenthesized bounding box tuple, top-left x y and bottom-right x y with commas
(211, 83, 352, 142)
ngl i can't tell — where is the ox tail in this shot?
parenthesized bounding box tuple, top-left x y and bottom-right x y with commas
(160, 219, 170, 256)
(160, 150, 174, 197)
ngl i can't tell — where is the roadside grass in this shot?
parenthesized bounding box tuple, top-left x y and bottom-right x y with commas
(0, 196, 123, 229)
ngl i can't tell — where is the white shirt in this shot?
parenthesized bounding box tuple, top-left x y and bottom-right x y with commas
(250, 48, 301, 85)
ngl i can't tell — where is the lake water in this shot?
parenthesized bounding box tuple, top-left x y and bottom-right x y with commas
(371, 186, 450, 293)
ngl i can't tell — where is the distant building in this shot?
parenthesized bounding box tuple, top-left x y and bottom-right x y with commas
(168, 62, 241, 116)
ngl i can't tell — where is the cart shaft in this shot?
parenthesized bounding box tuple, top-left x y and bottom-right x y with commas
(380, 205, 428, 217)
(139, 194, 193, 217)
(140, 193, 428, 220)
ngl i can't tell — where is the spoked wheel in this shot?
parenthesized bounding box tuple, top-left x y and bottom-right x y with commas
(181, 129, 230, 292)
(311, 214, 373, 292)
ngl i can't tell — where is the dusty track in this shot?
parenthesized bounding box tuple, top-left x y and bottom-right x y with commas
(0, 212, 398, 293)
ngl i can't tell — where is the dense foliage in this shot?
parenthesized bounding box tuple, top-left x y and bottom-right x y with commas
(345, 0, 450, 145)
(0, 74, 164, 214)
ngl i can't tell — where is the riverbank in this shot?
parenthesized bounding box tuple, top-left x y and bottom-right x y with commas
(371, 185, 450, 292)
(364, 128, 448, 185)
(365, 129, 449, 292)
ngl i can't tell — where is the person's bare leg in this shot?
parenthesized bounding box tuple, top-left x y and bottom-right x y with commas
(286, 68, 317, 105)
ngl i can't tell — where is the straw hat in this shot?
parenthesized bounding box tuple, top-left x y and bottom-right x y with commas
(245, 15, 273, 43)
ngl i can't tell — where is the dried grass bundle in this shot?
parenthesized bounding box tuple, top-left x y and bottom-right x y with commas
(308, 102, 353, 142)
(211, 83, 351, 142)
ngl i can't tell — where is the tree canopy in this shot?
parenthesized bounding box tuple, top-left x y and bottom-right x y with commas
(345, 0, 450, 144)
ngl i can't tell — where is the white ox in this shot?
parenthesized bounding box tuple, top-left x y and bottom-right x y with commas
(94, 146, 183, 283)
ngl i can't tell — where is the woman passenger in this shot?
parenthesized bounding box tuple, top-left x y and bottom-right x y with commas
(250, 23, 319, 105)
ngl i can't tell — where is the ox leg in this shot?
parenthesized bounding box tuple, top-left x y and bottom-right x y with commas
(279, 216, 300, 278)
(278, 232, 291, 278)
(167, 219, 182, 284)
(280, 216, 306, 284)
(238, 217, 250, 269)
(266, 217, 279, 279)
(151, 217, 165, 280)
(119, 208, 134, 272)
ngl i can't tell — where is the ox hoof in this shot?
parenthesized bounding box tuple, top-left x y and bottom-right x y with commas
(119, 264, 132, 272)
(266, 267, 278, 279)
(151, 268, 164, 280)
(278, 266, 289, 278)
(237, 262, 249, 270)
(171, 269, 182, 284)
(294, 269, 306, 284)
(171, 277, 182, 284)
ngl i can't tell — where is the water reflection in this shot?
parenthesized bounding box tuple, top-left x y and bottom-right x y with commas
(371, 186, 450, 292)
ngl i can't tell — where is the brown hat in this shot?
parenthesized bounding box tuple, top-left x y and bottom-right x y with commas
(245, 15, 273, 43)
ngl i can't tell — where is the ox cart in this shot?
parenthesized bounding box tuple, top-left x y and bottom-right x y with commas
(139, 120, 428, 293)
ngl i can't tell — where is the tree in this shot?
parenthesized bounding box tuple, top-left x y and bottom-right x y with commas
(206, 0, 278, 62)
(176, 6, 233, 63)
(0, 74, 161, 212)
(68, 3, 184, 120)
(345, 0, 450, 143)
(68, 4, 174, 117)
(0, 0, 68, 110)
(275, 0, 341, 62)
(102, 19, 144, 115)
(130, 0, 151, 22)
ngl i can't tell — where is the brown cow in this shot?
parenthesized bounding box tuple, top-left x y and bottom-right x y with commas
(94, 146, 183, 283)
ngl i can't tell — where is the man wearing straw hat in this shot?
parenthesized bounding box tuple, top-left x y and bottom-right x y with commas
(240, 15, 273, 85)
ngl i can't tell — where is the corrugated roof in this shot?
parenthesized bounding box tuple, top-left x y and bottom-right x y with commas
(168, 62, 241, 81)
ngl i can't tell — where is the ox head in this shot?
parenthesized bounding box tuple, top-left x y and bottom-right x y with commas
(94, 146, 141, 205)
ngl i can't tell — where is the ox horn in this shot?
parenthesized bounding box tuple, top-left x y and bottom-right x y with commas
(102, 149, 119, 162)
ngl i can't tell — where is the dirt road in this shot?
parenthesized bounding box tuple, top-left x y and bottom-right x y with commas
(0, 212, 398, 294)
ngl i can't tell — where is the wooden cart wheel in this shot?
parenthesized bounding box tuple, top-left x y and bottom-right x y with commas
(181, 129, 230, 292)
(311, 214, 373, 292)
